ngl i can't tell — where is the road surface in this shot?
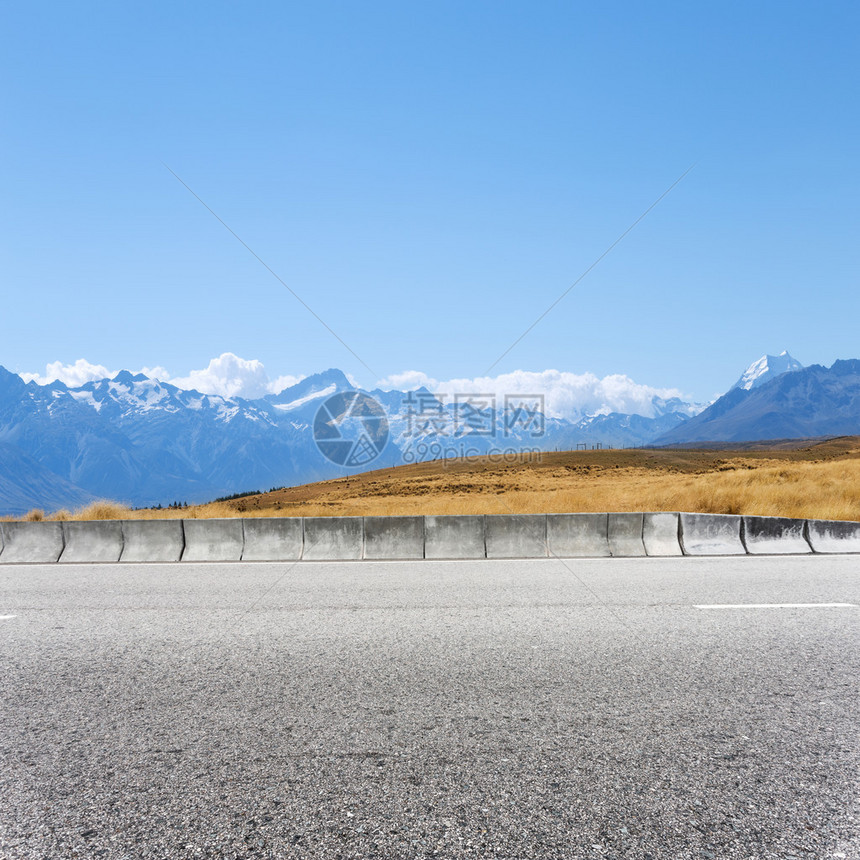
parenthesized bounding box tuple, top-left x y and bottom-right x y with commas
(1, 556, 859, 858)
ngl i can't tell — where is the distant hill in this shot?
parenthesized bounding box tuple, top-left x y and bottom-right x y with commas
(656, 360, 860, 445)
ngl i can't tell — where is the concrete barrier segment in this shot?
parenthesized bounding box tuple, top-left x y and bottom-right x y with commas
(181, 518, 244, 562)
(679, 513, 746, 555)
(0, 521, 65, 564)
(302, 517, 364, 560)
(742, 516, 812, 555)
(424, 516, 486, 559)
(608, 512, 646, 557)
(60, 520, 123, 563)
(485, 515, 547, 559)
(546, 513, 610, 557)
(120, 520, 185, 562)
(806, 518, 860, 554)
(643, 512, 683, 557)
(363, 516, 424, 559)
(241, 517, 303, 561)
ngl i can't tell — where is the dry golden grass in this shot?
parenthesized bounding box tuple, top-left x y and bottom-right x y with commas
(206, 457, 859, 521)
(9, 437, 860, 522)
(72, 500, 134, 520)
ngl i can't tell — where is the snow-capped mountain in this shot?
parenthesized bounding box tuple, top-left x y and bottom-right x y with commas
(657, 359, 860, 445)
(732, 350, 804, 391)
(0, 364, 699, 514)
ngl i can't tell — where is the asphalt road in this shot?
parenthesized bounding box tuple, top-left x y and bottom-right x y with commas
(1, 556, 859, 860)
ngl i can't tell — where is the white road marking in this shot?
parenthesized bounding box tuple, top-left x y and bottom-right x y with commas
(694, 603, 857, 610)
(0, 614, 17, 620)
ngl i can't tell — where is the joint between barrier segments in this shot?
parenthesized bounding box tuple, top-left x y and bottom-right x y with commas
(482, 515, 488, 559)
(738, 516, 749, 554)
(179, 519, 187, 562)
(676, 512, 688, 556)
(802, 519, 816, 554)
(300, 516, 306, 561)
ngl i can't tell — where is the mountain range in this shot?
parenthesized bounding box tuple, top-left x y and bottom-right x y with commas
(1, 350, 857, 515)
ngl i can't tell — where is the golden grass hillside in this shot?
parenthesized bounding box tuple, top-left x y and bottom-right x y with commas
(9, 436, 859, 523)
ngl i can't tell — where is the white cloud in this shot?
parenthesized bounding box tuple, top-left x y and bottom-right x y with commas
(21, 354, 306, 400)
(167, 353, 271, 399)
(268, 374, 305, 395)
(21, 359, 117, 388)
(138, 365, 172, 382)
(377, 368, 696, 420)
(375, 370, 438, 391)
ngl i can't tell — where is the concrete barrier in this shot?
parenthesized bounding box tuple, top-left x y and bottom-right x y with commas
(424, 515, 485, 559)
(0, 522, 65, 563)
(303, 517, 363, 560)
(364, 516, 424, 560)
(60, 520, 123, 563)
(546, 513, 610, 557)
(241, 518, 303, 561)
(608, 512, 646, 557)
(806, 519, 860, 554)
(679, 513, 746, 555)
(181, 518, 244, 562)
(3, 513, 858, 563)
(643, 512, 683, 557)
(485, 515, 546, 559)
(743, 516, 812, 555)
(120, 520, 185, 562)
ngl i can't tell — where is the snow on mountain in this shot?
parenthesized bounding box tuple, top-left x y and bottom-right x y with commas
(272, 385, 337, 411)
(267, 369, 352, 407)
(732, 350, 804, 391)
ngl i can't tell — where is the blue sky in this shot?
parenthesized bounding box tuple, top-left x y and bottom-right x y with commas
(3, 1, 858, 402)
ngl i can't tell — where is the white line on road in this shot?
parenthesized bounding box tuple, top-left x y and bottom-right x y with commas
(0, 614, 17, 620)
(694, 603, 857, 610)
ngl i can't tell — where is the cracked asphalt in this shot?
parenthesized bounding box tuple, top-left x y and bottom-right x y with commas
(1, 555, 859, 859)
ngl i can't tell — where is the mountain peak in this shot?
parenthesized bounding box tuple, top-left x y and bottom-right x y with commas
(732, 351, 804, 391)
(267, 368, 353, 404)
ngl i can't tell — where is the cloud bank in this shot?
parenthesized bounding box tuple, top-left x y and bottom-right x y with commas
(21, 359, 118, 389)
(376, 369, 698, 420)
(22, 354, 304, 400)
(21, 356, 699, 419)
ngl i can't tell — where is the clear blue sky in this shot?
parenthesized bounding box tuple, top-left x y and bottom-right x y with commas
(3, 1, 858, 400)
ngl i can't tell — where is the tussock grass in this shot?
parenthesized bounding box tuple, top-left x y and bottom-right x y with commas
(71, 500, 134, 520)
(10, 501, 135, 522)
